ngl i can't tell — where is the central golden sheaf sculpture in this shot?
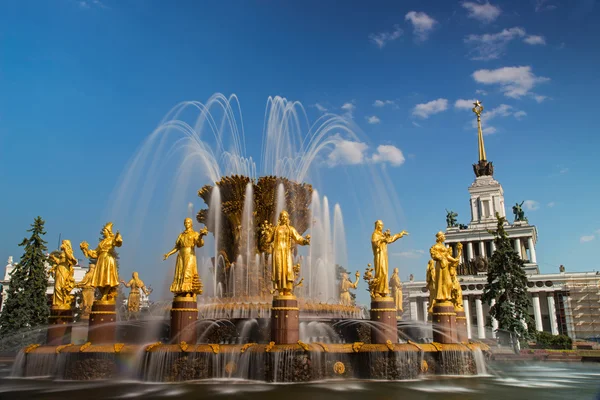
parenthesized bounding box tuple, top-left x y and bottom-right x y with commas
(196, 175, 313, 297)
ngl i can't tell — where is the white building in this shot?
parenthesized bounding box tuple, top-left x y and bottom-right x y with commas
(402, 101, 600, 341)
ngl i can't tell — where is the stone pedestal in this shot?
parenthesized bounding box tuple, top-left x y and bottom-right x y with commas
(370, 297, 398, 344)
(88, 301, 117, 343)
(271, 295, 299, 344)
(432, 301, 457, 344)
(170, 295, 198, 344)
(455, 310, 468, 343)
(46, 307, 73, 345)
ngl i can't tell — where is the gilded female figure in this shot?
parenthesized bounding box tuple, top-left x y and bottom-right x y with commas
(164, 218, 208, 296)
(371, 220, 408, 298)
(80, 222, 122, 301)
(121, 272, 151, 312)
(429, 232, 461, 304)
(264, 211, 310, 297)
(389, 268, 403, 312)
(340, 271, 360, 306)
(48, 239, 77, 309)
(425, 260, 436, 313)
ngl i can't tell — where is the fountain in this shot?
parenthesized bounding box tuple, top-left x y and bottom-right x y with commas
(9, 94, 490, 383)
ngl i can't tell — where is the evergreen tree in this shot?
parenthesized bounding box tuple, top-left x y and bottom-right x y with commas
(482, 213, 535, 344)
(0, 217, 50, 347)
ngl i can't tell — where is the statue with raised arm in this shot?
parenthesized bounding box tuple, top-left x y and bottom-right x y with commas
(48, 240, 77, 309)
(449, 243, 464, 311)
(389, 268, 403, 312)
(121, 272, 151, 312)
(76, 264, 96, 318)
(429, 231, 461, 304)
(512, 201, 527, 222)
(371, 220, 408, 298)
(445, 209, 458, 228)
(264, 210, 310, 297)
(164, 218, 208, 297)
(80, 222, 122, 302)
(340, 270, 360, 306)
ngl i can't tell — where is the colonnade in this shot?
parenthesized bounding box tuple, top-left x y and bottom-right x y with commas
(448, 236, 537, 264)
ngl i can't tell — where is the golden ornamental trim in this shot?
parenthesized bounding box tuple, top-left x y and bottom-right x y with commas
(352, 342, 364, 353)
(55, 343, 73, 354)
(333, 361, 345, 375)
(170, 308, 199, 312)
(371, 308, 397, 312)
(24, 344, 41, 353)
(90, 311, 116, 315)
(208, 344, 220, 354)
(432, 312, 456, 316)
(114, 343, 125, 353)
(180, 341, 189, 352)
(145, 342, 162, 352)
(79, 342, 92, 352)
(265, 341, 276, 352)
(297, 340, 310, 352)
(240, 343, 256, 353)
(272, 307, 299, 311)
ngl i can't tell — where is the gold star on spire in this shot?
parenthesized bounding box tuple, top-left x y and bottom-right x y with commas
(472, 100, 486, 161)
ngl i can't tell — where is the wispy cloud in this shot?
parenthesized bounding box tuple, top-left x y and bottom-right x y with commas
(457, 103, 526, 134)
(465, 27, 546, 61)
(313, 103, 328, 113)
(455, 99, 476, 109)
(77, 0, 107, 9)
(472, 66, 549, 98)
(580, 235, 595, 243)
(547, 201, 556, 208)
(559, 167, 569, 175)
(535, 0, 558, 12)
(369, 25, 403, 49)
(366, 115, 381, 124)
(340, 102, 356, 119)
(393, 249, 425, 258)
(514, 110, 527, 120)
(373, 99, 396, 108)
(327, 135, 405, 167)
(461, 1, 501, 23)
(405, 11, 437, 42)
(412, 121, 422, 128)
(523, 200, 540, 211)
(476, 89, 488, 96)
(412, 98, 448, 119)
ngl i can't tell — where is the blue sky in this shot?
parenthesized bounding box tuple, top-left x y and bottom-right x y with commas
(1, 0, 599, 306)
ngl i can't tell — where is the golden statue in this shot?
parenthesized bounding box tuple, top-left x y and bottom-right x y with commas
(340, 271, 360, 306)
(371, 220, 408, 298)
(121, 272, 151, 312)
(450, 243, 464, 311)
(264, 210, 310, 297)
(363, 263, 378, 298)
(80, 222, 122, 302)
(48, 240, 77, 309)
(425, 259, 436, 313)
(429, 232, 461, 305)
(76, 264, 96, 317)
(164, 217, 208, 297)
(389, 268, 403, 312)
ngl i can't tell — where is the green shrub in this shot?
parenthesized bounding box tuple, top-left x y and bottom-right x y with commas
(534, 332, 572, 349)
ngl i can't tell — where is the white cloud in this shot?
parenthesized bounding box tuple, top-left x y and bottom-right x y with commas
(476, 89, 488, 96)
(536, 0, 557, 12)
(367, 115, 381, 124)
(393, 249, 425, 259)
(314, 103, 327, 113)
(327, 136, 404, 167)
(412, 121, 422, 128)
(533, 94, 548, 103)
(327, 138, 368, 166)
(514, 110, 527, 119)
(580, 235, 595, 243)
(462, 1, 501, 23)
(472, 66, 549, 98)
(405, 11, 437, 42)
(547, 201, 556, 208)
(373, 99, 396, 107)
(412, 98, 448, 119)
(523, 200, 540, 211)
(369, 25, 403, 49)
(455, 99, 476, 109)
(465, 27, 526, 60)
(482, 126, 497, 135)
(524, 35, 546, 45)
(559, 167, 569, 175)
(371, 145, 405, 166)
(78, 0, 107, 8)
(340, 102, 356, 119)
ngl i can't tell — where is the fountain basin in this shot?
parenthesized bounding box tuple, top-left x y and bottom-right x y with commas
(14, 342, 490, 382)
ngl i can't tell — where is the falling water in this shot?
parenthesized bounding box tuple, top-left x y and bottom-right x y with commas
(332, 204, 348, 299)
(209, 187, 222, 296)
(241, 182, 255, 296)
(274, 183, 286, 223)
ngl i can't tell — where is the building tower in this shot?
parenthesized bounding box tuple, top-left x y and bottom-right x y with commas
(444, 100, 539, 275)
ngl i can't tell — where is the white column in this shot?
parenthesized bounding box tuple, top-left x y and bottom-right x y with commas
(475, 297, 485, 339)
(490, 240, 496, 255)
(562, 293, 575, 339)
(547, 294, 559, 335)
(464, 297, 472, 339)
(490, 299, 498, 338)
(467, 242, 474, 260)
(514, 238, 523, 259)
(422, 299, 429, 322)
(479, 241, 486, 258)
(470, 198, 477, 222)
(409, 298, 418, 321)
(532, 293, 543, 331)
(527, 237, 537, 264)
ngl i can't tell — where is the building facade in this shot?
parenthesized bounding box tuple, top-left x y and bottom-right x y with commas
(402, 101, 600, 341)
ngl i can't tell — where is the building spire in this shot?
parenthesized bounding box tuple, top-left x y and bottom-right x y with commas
(471, 100, 494, 177)
(472, 100, 486, 162)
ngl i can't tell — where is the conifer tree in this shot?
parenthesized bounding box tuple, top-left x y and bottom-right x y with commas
(482, 213, 535, 345)
(0, 217, 50, 347)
